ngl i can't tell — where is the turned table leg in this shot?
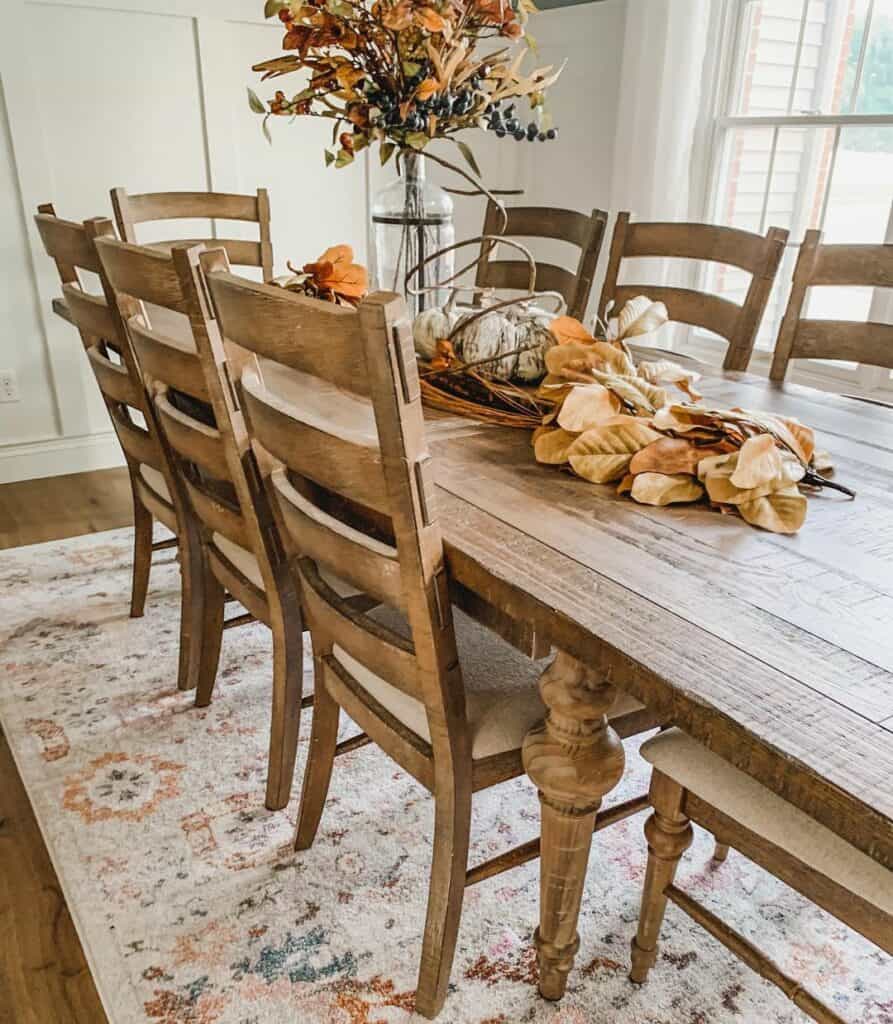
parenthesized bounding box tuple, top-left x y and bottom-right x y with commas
(522, 650, 626, 1000)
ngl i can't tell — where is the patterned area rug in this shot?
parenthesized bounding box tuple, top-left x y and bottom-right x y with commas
(1, 528, 890, 1024)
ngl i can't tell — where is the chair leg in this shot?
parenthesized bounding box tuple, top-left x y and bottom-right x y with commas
(294, 666, 339, 850)
(415, 774, 473, 1019)
(175, 523, 203, 692)
(264, 598, 306, 812)
(713, 841, 730, 863)
(193, 556, 225, 708)
(129, 498, 153, 619)
(629, 771, 693, 984)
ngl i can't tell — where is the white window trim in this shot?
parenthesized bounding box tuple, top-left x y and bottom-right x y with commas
(688, 0, 893, 399)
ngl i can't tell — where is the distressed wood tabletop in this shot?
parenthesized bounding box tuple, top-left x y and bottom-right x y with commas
(427, 368, 893, 873)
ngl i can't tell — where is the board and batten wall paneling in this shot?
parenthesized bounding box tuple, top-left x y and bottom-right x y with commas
(0, 0, 626, 484)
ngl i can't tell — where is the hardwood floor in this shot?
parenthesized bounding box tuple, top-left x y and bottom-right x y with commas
(0, 467, 134, 1024)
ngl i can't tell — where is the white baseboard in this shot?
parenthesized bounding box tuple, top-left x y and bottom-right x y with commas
(0, 431, 125, 485)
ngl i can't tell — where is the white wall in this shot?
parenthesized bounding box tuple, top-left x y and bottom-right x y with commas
(0, 0, 626, 484)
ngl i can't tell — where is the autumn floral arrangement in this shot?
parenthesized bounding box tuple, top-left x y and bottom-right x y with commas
(530, 299, 853, 535)
(250, 0, 563, 170)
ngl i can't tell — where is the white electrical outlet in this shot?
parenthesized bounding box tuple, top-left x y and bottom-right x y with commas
(0, 369, 20, 403)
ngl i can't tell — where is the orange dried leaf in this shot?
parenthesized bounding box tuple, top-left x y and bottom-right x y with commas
(414, 7, 447, 31)
(549, 315, 595, 346)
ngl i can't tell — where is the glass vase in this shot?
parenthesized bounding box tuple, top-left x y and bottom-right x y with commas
(371, 151, 455, 317)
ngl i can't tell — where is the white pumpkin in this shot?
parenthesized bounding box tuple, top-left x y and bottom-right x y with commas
(512, 311, 554, 382)
(412, 306, 460, 360)
(453, 309, 518, 380)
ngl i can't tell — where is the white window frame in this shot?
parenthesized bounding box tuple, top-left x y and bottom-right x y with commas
(691, 0, 893, 398)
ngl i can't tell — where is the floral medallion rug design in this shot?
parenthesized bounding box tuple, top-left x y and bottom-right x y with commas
(1, 528, 890, 1024)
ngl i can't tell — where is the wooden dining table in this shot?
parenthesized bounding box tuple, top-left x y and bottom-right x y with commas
(424, 362, 893, 1000)
(57, 291, 892, 1000)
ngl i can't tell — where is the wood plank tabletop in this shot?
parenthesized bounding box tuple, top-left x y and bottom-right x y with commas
(426, 368, 893, 871)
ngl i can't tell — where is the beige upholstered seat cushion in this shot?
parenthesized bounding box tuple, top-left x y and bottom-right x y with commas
(641, 729, 893, 916)
(139, 464, 171, 503)
(334, 607, 645, 761)
(211, 532, 360, 599)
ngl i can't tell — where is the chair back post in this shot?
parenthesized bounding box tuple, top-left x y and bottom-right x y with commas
(727, 225, 788, 372)
(356, 294, 467, 753)
(770, 230, 822, 382)
(569, 209, 608, 320)
(256, 188, 274, 282)
(110, 187, 137, 243)
(599, 210, 631, 322)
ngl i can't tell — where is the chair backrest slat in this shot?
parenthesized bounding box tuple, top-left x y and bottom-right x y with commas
(270, 467, 404, 610)
(85, 347, 139, 406)
(299, 562, 419, 700)
(611, 284, 740, 343)
(97, 239, 190, 313)
(621, 222, 772, 273)
(155, 392, 231, 480)
(128, 319, 211, 401)
(60, 283, 117, 339)
(476, 203, 608, 320)
(240, 369, 391, 515)
(204, 273, 370, 395)
(812, 244, 893, 288)
(600, 212, 789, 371)
(204, 264, 468, 757)
(480, 260, 577, 303)
(770, 230, 893, 380)
(111, 187, 274, 281)
(110, 405, 164, 468)
(34, 211, 100, 276)
(182, 476, 253, 549)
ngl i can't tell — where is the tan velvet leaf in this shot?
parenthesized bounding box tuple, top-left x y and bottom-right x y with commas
(630, 472, 705, 506)
(812, 449, 834, 477)
(610, 296, 669, 341)
(738, 486, 807, 534)
(567, 420, 661, 484)
(556, 384, 621, 433)
(702, 450, 805, 505)
(637, 359, 703, 401)
(533, 427, 579, 465)
(730, 434, 783, 489)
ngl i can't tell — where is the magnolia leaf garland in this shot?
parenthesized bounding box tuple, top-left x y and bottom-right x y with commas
(531, 299, 850, 534)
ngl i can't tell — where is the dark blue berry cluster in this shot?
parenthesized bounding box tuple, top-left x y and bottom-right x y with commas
(485, 101, 557, 142)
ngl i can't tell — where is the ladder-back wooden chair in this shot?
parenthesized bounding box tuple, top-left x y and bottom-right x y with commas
(93, 235, 346, 811)
(33, 208, 196, 677)
(111, 187, 274, 282)
(476, 202, 608, 319)
(201, 269, 657, 1017)
(630, 729, 892, 1024)
(600, 213, 789, 371)
(770, 229, 893, 383)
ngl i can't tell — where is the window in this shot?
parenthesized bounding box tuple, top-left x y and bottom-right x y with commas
(703, 0, 893, 394)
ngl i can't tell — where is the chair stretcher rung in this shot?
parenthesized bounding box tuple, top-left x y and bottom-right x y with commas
(665, 885, 843, 1024)
(465, 793, 650, 888)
